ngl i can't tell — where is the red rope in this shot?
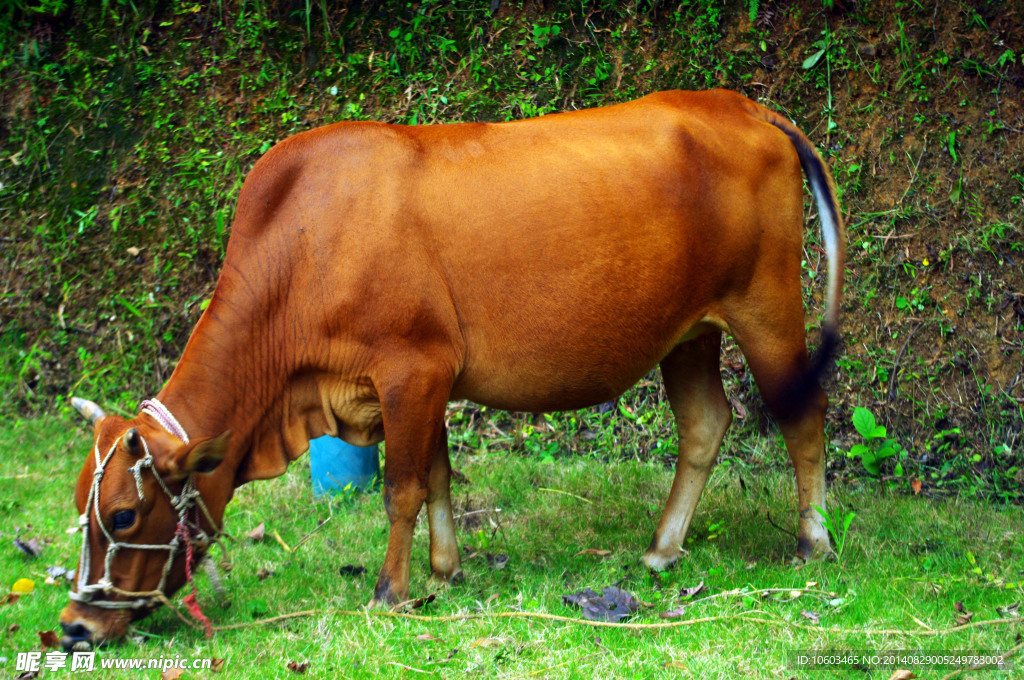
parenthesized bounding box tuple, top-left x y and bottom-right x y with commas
(176, 515, 213, 638)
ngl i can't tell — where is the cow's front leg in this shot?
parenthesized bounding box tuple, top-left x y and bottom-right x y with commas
(370, 370, 452, 607)
(427, 426, 462, 584)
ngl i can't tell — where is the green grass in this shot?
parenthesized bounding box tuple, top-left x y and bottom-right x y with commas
(3, 416, 1022, 678)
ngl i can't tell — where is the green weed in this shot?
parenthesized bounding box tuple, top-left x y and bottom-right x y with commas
(812, 503, 856, 562)
(847, 407, 906, 477)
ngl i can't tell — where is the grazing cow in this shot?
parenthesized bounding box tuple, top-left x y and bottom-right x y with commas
(60, 89, 844, 649)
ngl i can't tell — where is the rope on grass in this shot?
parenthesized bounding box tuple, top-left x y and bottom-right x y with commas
(154, 594, 1023, 638)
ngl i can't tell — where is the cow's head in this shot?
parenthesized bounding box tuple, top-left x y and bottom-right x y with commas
(59, 398, 230, 650)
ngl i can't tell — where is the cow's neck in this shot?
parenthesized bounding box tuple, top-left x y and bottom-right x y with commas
(154, 266, 322, 487)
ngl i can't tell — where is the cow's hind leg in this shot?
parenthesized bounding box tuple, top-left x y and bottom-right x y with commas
(730, 302, 832, 561)
(426, 426, 462, 583)
(642, 331, 732, 570)
(370, 369, 452, 606)
(777, 385, 831, 561)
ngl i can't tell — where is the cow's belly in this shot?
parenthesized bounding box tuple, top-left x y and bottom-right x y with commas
(452, 341, 675, 413)
(449, 266, 714, 412)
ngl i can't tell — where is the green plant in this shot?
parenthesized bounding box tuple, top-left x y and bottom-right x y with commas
(848, 407, 904, 476)
(812, 503, 855, 562)
(531, 23, 561, 49)
(895, 286, 929, 313)
(801, 24, 838, 132)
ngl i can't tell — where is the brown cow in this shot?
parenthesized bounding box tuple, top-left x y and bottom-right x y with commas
(60, 89, 844, 649)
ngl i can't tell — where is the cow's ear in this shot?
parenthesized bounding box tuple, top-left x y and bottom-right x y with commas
(163, 431, 231, 480)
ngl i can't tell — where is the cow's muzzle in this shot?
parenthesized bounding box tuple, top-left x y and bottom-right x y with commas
(59, 601, 135, 651)
(60, 620, 94, 651)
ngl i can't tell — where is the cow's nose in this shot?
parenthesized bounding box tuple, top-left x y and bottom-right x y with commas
(60, 621, 93, 652)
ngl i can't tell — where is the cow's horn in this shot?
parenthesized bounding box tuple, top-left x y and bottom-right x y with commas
(71, 397, 106, 424)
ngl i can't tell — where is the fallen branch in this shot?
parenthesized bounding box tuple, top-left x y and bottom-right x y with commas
(765, 510, 798, 541)
(453, 508, 501, 520)
(537, 487, 593, 504)
(290, 516, 333, 551)
(888, 321, 924, 402)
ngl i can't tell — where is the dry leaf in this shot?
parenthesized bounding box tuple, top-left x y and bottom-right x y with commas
(12, 578, 35, 594)
(416, 633, 442, 642)
(431, 648, 459, 664)
(3, 593, 20, 605)
(38, 630, 60, 650)
(729, 396, 748, 419)
(954, 600, 974, 625)
(43, 564, 70, 585)
(256, 568, 274, 581)
(575, 548, 612, 557)
(161, 668, 185, 680)
(888, 671, 917, 680)
(210, 658, 226, 672)
(665, 660, 687, 669)
(997, 602, 1020, 617)
(679, 581, 705, 599)
(246, 523, 266, 541)
(955, 611, 974, 626)
(470, 637, 503, 648)
(659, 604, 687, 619)
(408, 594, 436, 610)
(801, 609, 820, 623)
(14, 538, 43, 558)
(485, 593, 499, 606)
(287, 661, 309, 674)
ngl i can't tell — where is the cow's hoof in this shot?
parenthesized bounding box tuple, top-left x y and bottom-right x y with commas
(641, 549, 680, 572)
(429, 567, 464, 586)
(790, 542, 835, 567)
(367, 595, 396, 609)
(370, 575, 402, 608)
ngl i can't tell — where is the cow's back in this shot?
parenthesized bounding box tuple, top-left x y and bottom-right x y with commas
(405, 91, 803, 410)
(226, 91, 804, 413)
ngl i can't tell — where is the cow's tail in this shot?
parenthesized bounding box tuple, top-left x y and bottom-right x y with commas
(756, 106, 846, 397)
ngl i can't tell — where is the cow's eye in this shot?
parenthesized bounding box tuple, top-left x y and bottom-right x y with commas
(112, 510, 136, 530)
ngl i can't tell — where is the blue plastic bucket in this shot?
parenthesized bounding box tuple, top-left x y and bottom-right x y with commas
(308, 436, 380, 496)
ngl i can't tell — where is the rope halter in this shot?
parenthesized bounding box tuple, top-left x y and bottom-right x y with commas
(69, 399, 221, 616)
